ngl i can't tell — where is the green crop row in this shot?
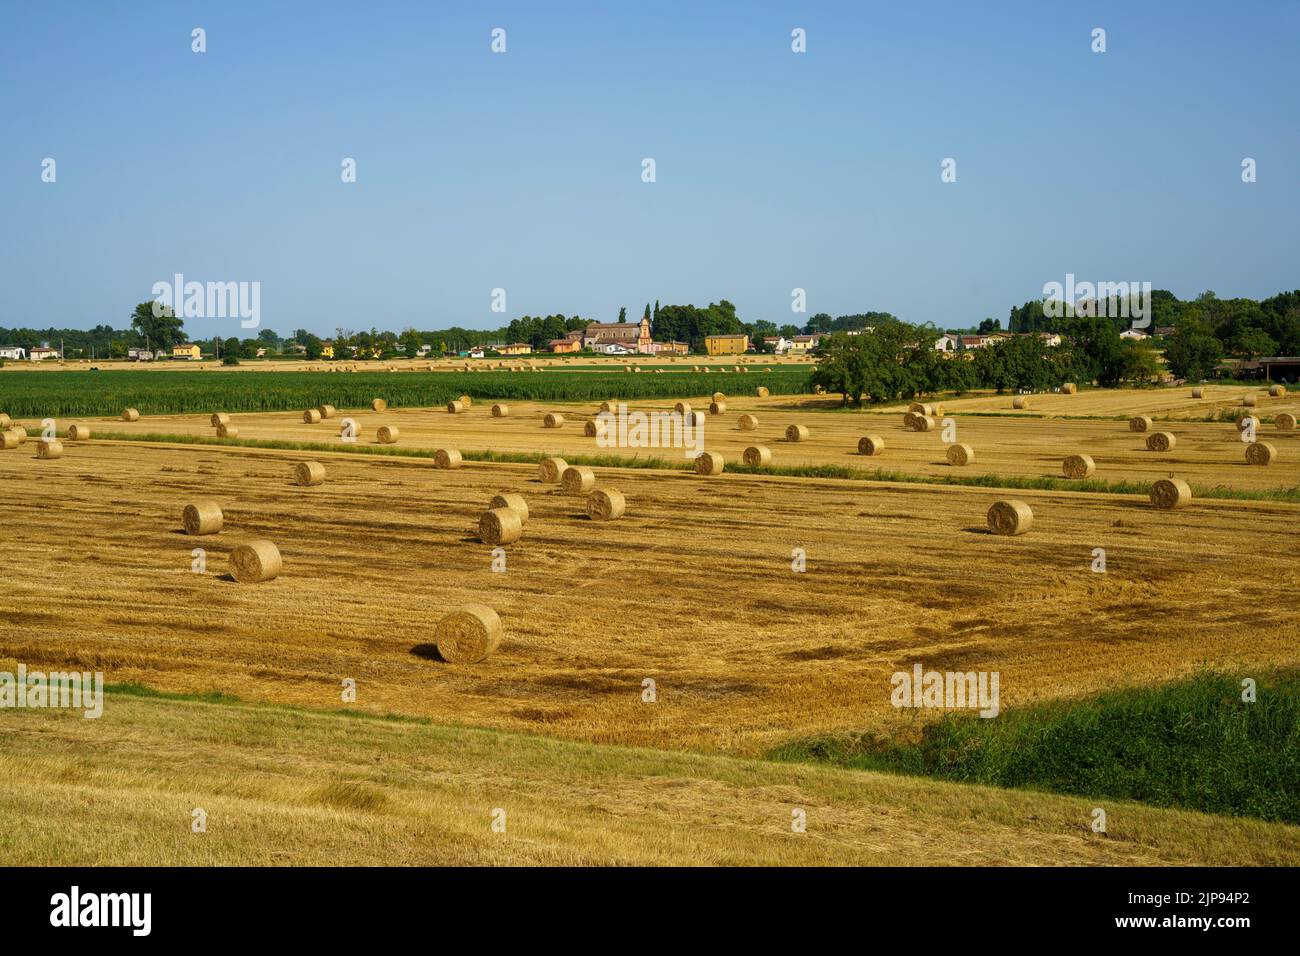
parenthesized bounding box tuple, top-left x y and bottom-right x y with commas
(0, 368, 811, 418)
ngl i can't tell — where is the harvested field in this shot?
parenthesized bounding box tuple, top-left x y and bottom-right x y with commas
(1, 691, 1293, 866)
(69, 395, 1300, 494)
(2, 439, 1297, 757)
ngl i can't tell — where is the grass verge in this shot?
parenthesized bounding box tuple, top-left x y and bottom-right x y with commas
(770, 669, 1300, 825)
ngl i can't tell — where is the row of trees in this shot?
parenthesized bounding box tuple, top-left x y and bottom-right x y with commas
(811, 316, 1166, 406)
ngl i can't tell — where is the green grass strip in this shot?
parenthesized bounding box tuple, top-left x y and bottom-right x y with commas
(769, 669, 1300, 825)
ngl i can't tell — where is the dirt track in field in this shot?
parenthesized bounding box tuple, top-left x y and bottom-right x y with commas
(3, 438, 1297, 755)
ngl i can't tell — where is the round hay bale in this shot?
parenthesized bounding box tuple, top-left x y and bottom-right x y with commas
(182, 501, 223, 535)
(1012, 396, 1029, 409)
(121, 408, 140, 422)
(586, 488, 626, 521)
(293, 461, 326, 486)
(946, 443, 974, 466)
(1277, 413, 1296, 431)
(479, 507, 523, 545)
(339, 418, 362, 438)
(785, 424, 809, 442)
(674, 401, 692, 416)
(1150, 478, 1192, 509)
(738, 413, 759, 431)
(902, 411, 917, 429)
(1191, 387, 1204, 399)
(216, 424, 239, 438)
(756, 386, 769, 398)
(1062, 454, 1095, 479)
(584, 420, 606, 437)
(8, 425, 26, 443)
(1243, 394, 1257, 407)
(318, 404, 336, 419)
(447, 400, 465, 414)
(36, 439, 64, 459)
(435, 604, 502, 663)
(813, 385, 825, 395)
(560, 465, 595, 494)
(914, 415, 936, 432)
(743, 445, 772, 466)
(1062, 383, 1077, 394)
(489, 493, 529, 523)
(907, 402, 935, 415)
(303, 409, 322, 424)
(377, 425, 399, 444)
(67, 424, 92, 441)
(434, 448, 462, 469)
(858, 435, 885, 456)
(0, 414, 9, 429)
(229, 540, 282, 583)
(695, 451, 724, 475)
(1128, 415, 1153, 433)
(544, 413, 565, 428)
(491, 404, 509, 417)
(1146, 431, 1176, 451)
(987, 499, 1033, 536)
(712, 392, 726, 403)
(211, 413, 231, 427)
(599, 401, 617, 413)
(709, 401, 727, 415)
(1246, 441, 1277, 466)
(1269, 384, 1286, 398)
(459, 394, 473, 407)
(372, 398, 387, 412)
(538, 457, 567, 483)
(0, 432, 18, 450)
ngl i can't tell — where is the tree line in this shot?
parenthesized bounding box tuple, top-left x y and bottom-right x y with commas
(811, 316, 1171, 406)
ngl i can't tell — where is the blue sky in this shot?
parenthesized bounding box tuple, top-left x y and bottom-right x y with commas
(1, 0, 1297, 339)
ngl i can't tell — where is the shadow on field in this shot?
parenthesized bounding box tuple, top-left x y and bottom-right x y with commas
(410, 643, 447, 663)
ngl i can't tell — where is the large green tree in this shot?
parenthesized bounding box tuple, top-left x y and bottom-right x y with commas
(130, 301, 185, 350)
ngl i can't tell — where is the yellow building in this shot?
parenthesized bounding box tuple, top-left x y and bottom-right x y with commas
(171, 343, 201, 360)
(321, 345, 335, 358)
(498, 342, 533, 355)
(704, 334, 750, 356)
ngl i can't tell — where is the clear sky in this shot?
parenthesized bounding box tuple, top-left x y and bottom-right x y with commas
(1, 0, 1297, 339)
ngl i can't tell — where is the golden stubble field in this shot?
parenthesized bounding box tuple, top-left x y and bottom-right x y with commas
(63, 383, 1300, 493)
(2, 437, 1297, 755)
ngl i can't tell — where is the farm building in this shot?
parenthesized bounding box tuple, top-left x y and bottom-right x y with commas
(582, 317, 651, 351)
(1260, 356, 1300, 384)
(705, 333, 751, 355)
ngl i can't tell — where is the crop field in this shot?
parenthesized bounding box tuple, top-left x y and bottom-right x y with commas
(0, 367, 810, 417)
(3, 376, 1299, 865)
(37, 388, 1300, 497)
(904, 382, 1297, 422)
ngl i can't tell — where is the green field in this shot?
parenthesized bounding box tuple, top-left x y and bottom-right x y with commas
(0, 368, 811, 417)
